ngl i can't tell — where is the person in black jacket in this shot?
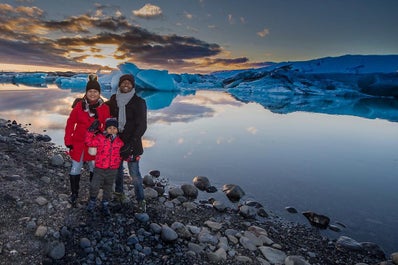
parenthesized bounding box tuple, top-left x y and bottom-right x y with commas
(106, 74, 147, 212)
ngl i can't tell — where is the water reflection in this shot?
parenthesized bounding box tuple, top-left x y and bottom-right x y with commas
(235, 93, 398, 122)
(0, 84, 398, 255)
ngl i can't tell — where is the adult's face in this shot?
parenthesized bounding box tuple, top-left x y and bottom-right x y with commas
(86, 89, 100, 103)
(119, 80, 134, 93)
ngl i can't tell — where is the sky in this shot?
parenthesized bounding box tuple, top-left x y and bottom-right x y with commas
(0, 0, 397, 74)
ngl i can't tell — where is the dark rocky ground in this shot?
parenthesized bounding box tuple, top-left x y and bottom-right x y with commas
(0, 118, 396, 265)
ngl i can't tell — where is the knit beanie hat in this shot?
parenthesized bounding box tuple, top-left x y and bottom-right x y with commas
(105, 118, 118, 130)
(118, 74, 135, 87)
(86, 74, 101, 93)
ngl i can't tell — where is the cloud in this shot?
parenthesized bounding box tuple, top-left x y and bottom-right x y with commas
(257, 28, 270, 38)
(246, 126, 257, 135)
(184, 11, 193, 19)
(228, 14, 234, 24)
(0, 3, 256, 73)
(133, 4, 162, 18)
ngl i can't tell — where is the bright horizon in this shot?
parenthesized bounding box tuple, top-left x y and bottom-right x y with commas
(0, 0, 397, 73)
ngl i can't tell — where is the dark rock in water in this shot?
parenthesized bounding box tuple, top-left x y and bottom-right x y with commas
(302, 211, 330, 229)
(36, 134, 52, 142)
(336, 221, 346, 228)
(153, 186, 165, 196)
(205, 186, 217, 193)
(328, 224, 341, 232)
(149, 170, 160, 178)
(181, 184, 198, 199)
(360, 242, 386, 259)
(245, 200, 263, 208)
(285, 206, 298, 214)
(193, 176, 210, 191)
(143, 175, 155, 187)
(222, 184, 245, 202)
(336, 236, 363, 252)
(257, 208, 269, 218)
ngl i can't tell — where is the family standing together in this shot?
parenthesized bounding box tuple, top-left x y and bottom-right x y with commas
(64, 74, 147, 216)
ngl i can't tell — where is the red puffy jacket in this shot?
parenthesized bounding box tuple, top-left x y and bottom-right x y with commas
(64, 100, 110, 162)
(85, 132, 124, 169)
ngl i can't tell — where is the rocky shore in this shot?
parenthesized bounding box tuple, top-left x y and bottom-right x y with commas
(0, 118, 397, 265)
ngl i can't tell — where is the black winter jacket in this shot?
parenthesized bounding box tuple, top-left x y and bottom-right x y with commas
(106, 94, 147, 157)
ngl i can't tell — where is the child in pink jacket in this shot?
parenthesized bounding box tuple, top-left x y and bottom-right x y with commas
(85, 118, 124, 215)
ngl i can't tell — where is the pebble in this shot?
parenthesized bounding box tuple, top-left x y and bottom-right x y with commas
(0, 118, 397, 265)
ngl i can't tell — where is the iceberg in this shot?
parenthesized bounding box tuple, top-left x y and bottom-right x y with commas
(106, 62, 178, 91)
(55, 74, 88, 90)
(12, 73, 50, 87)
(136, 69, 177, 91)
(2, 54, 398, 119)
(139, 91, 179, 110)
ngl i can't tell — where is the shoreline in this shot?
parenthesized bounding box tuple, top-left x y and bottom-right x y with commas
(0, 117, 397, 265)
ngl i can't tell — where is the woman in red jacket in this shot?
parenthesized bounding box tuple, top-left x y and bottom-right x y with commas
(64, 75, 110, 207)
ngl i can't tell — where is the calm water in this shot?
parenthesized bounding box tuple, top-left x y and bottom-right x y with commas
(1, 84, 397, 255)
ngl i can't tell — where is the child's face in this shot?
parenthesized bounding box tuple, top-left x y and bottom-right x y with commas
(106, 126, 118, 135)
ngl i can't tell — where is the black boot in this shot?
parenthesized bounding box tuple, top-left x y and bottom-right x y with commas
(102, 200, 111, 216)
(89, 171, 94, 182)
(69, 174, 80, 207)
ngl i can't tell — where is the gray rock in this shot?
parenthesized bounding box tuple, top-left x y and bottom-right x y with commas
(46, 241, 65, 260)
(193, 176, 210, 191)
(197, 228, 218, 245)
(239, 236, 257, 251)
(188, 242, 205, 254)
(80, 238, 91, 248)
(143, 175, 155, 187)
(302, 211, 330, 229)
(285, 255, 311, 265)
(285, 206, 298, 213)
(222, 184, 245, 202)
(181, 184, 198, 199)
(204, 220, 223, 231)
(212, 200, 226, 211)
(161, 225, 178, 242)
(149, 223, 162, 234)
(35, 225, 48, 238)
(134, 213, 150, 223)
(360, 242, 385, 259)
(149, 170, 160, 178)
(207, 248, 227, 262)
(239, 205, 257, 218)
(336, 236, 362, 252)
(35, 196, 48, 206)
(168, 187, 184, 199)
(26, 221, 37, 232)
(392, 252, 398, 264)
(236, 255, 252, 263)
(258, 246, 287, 264)
(171, 221, 192, 239)
(51, 154, 64, 166)
(182, 201, 197, 211)
(144, 187, 158, 199)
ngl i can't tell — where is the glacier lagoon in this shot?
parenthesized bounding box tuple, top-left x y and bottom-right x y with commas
(1, 83, 397, 255)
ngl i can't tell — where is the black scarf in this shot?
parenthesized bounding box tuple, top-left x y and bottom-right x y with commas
(81, 96, 104, 119)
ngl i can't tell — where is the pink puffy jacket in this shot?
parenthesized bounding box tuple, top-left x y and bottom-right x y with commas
(85, 132, 124, 169)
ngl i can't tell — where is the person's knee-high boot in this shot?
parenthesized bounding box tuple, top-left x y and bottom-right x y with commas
(69, 174, 80, 207)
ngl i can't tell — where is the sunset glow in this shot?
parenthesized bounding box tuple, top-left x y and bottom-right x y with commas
(0, 1, 397, 73)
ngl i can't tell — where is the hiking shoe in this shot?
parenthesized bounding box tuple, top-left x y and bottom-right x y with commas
(113, 192, 127, 203)
(138, 200, 146, 213)
(68, 194, 78, 207)
(102, 200, 111, 216)
(86, 198, 96, 212)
